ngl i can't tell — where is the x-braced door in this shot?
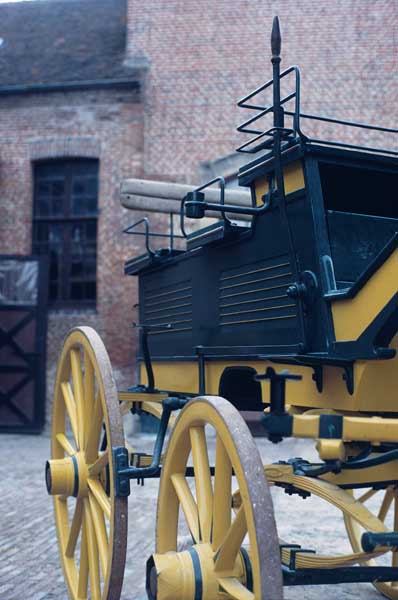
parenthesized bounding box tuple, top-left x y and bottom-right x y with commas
(0, 256, 48, 433)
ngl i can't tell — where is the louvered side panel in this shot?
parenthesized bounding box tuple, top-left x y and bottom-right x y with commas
(219, 257, 297, 328)
(143, 279, 193, 336)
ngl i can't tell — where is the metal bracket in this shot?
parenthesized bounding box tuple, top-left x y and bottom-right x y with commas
(342, 363, 355, 395)
(274, 481, 311, 499)
(133, 323, 171, 392)
(195, 346, 206, 394)
(281, 545, 316, 570)
(113, 397, 188, 497)
(286, 270, 318, 308)
(256, 367, 301, 443)
(311, 364, 323, 393)
(113, 446, 130, 497)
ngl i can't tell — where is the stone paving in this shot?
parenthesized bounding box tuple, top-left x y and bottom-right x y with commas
(0, 431, 383, 600)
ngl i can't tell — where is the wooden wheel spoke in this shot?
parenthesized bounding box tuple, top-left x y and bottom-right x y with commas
(218, 577, 254, 600)
(87, 479, 111, 521)
(358, 488, 379, 504)
(189, 426, 213, 542)
(378, 488, 394, 521)
(214, 505, 247, 572)
(85, 392, 104, 464)
(84, 351, 95, 433)
(61, 382, 79, 446)
(56, 432, 75, 456)
(171, 473, 200, 542)
(77, 511, 89, 599)
(88, 492, 109, 577)
(88, 451, 109, 477)
(84, 499, 101, 600)
(212, 435, 232, 550)
(70, 348, 85, 449)
(65, 499, 83, 558)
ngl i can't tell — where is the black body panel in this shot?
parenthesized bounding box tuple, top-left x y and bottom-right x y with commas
(129, 145, 397, 364)
(137, 186, 325, 360)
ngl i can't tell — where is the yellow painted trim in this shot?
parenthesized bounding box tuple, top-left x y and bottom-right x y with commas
(332, 249, 398, 341)
(142, 346, 398, 415)
(118, 391, 168, 403)
(292, 414, 320, 438)
(255, 176, 269, 206)
(283, 160, 306, 194)
(291, 412, 398, 445)
(254, 160, 305, 205)
(140, 360, 361, 412)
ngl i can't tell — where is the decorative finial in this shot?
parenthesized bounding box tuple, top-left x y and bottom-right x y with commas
(271, 16, 281, 60)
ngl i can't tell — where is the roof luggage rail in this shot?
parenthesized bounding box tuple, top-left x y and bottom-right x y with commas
(236, 27, 398, 157)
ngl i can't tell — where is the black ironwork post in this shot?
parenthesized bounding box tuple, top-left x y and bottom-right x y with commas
(271, 16, 284, 129)
(271, 16, 307, 352)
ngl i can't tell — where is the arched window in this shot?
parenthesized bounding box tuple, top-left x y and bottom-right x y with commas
(32, 159, 98, 306)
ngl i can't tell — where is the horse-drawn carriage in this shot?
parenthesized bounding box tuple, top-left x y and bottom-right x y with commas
(46, 17, 398, 600)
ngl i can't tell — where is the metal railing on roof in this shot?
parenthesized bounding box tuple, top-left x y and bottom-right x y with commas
(236, 66, 398, 157)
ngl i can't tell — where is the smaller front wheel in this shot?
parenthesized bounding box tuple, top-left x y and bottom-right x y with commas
(149, 395, 283, 600)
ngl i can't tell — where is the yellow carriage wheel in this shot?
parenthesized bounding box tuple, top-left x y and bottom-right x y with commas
(344, 486, 398, 599)
(150, 395, 283, 600)
(46, 327, 127, 600)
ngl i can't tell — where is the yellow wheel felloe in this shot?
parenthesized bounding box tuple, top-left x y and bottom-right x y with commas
(49, 327, 127, 600)
(150, 396, 283, 600)
(345, 486, 398, 599)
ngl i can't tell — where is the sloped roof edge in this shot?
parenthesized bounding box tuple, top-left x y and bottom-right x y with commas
(0, 0, 146, 92)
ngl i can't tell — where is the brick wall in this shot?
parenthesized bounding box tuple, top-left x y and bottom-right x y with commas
(126, 0, 397, 183)
(0, 87, 145, 417)
(1, 0, 396, 426)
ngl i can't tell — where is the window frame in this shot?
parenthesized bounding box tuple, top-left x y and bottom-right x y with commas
(32, 158, 99, 308)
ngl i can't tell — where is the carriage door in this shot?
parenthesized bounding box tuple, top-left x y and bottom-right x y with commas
(0, 256, 48, 433)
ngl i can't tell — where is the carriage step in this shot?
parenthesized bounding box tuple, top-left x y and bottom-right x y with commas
(362, 532, 398, 552)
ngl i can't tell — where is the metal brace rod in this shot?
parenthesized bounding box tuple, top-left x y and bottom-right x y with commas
(113, 397, 187, 497)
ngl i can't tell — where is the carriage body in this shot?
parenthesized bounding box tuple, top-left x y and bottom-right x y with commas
(130, 144, 398, 416)
(46, 17, 398, 600)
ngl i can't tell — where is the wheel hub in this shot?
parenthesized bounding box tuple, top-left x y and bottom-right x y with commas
(146, 543, 248, 600)
(45, 452, 89, 497)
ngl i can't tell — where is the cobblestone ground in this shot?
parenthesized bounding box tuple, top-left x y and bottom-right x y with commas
(0, 431, 383, 600)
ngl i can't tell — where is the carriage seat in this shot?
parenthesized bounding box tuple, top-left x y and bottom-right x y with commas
(124, 248, 184, 276)
(186, 220, 250, 251)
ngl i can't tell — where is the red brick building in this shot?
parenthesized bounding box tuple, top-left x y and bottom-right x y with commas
(0, 0, 396, 426)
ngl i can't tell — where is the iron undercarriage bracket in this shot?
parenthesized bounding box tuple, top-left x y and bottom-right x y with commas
(113, 396, 187, 497)
(132, 323, 171, 393)
(283, 564, 398, 586)
(280, 541, 398, 586)
(276, 447, 398, 480)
